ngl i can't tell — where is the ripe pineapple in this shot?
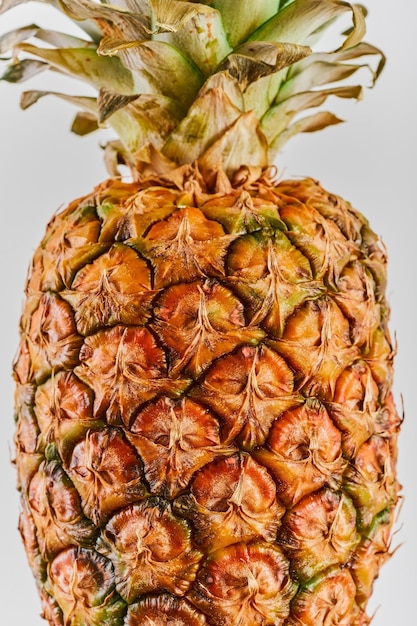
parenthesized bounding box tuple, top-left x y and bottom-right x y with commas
(1, 1, 401, 625)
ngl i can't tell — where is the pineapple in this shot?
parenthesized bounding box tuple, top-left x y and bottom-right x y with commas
(0, 1, 401, 625)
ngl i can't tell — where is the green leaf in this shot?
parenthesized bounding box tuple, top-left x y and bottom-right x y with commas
(277, 41, 384, 101)
(162, 87, 242, 165)
(290, 110, 344, 133)
(0, 0, 383, 168)
(200, 0, 280, 47)
(323, 41, 386, 84)
(98, 39, 203, 108)
(269, 110, 343, 153)
(218, 41, 311, 90)
(149, 0, 212, 34)
(242, 70, 286, 119)
(16, 43, 135, 94)
(250, 0, 361, 49)
(0, 25, 98, 89)
(304, 3, 366, 51)
(199, 71, 244, 110)
(278, 60, 361, 100)
(58, 0, 151, 40)
(261, 84, 362, 144)
(199, 111, 268, 178)
(155, 6, 232, 76)
(104, 93, 183, 154)
(215, 42, 311, 120)
(278, 0, 295, 8)
(20, 85, 179, 158)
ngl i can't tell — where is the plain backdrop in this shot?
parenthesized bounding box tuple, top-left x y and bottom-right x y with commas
(0, 1, 415, 624)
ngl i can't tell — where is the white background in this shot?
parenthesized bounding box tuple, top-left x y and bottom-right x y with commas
(0, 1, 416, 624)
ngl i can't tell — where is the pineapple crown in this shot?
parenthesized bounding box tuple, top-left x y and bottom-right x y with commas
(0, 0, 384, 179)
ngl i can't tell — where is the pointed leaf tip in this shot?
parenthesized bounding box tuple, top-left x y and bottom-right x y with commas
(338, 3, 366, 51)
(220, 42, 312, 90)
(148, 0, 213, 35)
(71, 111, 99, 135)
(97, 88, 139, 123)
(1, 58, 49, 83)
(0, 25, 39, 55)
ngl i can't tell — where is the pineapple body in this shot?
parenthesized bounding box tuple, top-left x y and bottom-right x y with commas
(14, 171, 400, 626)
(2, 1, 401, 623)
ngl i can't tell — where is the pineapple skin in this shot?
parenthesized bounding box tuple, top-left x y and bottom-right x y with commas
(13, 170, 400, 626)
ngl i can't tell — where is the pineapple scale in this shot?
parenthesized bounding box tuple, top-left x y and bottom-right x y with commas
(13, 170, 400, 626)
